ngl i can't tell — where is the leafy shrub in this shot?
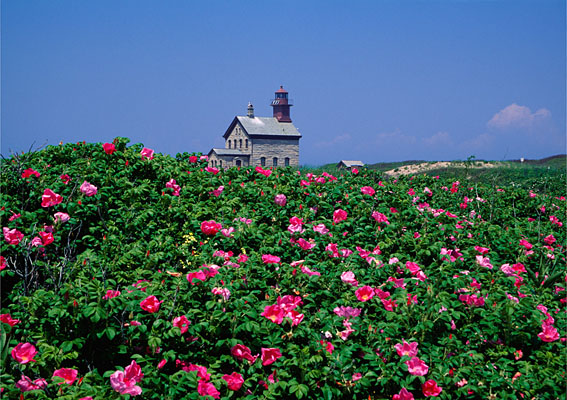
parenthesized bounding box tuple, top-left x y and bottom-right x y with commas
(1, 139, 565, 399)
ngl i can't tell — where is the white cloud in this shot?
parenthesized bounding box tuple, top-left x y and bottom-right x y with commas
(374, 129, 417, 145)
(423, 131, 453, 146)
(461, 133, 493, 150)
(315, 133, 352, 148)
(487, 103, 551, 130)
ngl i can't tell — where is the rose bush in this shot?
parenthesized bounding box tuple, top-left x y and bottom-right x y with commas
(0, 137, 564, 398)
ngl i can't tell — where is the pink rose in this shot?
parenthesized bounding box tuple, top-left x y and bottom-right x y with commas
(355, 285, 375, 302)
(41, 188, 63, 207)
(201, 220, 222, 236)
(210, 185, 224, 197)
(197, 380, 220, 399)
(393, 388, 414, 400)
(186, 270, 207, 285)
(333, 209, 348, 224)
(172, 315, 191, 334)
(274, 194, 287, 206)
(186, 363, 210, 381)
(261, 304, 284, 324)
(103, 143, 116, 154)
(39, 231, 54, 246)
(21, 168, 40, 178)
(11, 343, 37, 364)
(53, 212, 70, 224)
(52, 368, 78, 385)
(140, 295, 162, 313)
(406, 357, 429, 376)
(262, 254, 281, 264)
(140, 147, 154, 160)
(538, 323, 559, 342)
(60, 174, 71, 184)
(231, 344, 258, 364)
(261, 347, 282, 366)
(103, 290, 121, 300)
(80, 181, 98, 197)
(371, 211, 390, 224)
(422, 379, 442, 397)
(211, 287, 231, 301)
(0, 313, 21, 326)
(15, 375, 47, 392)
(165, 179, 181, 196)
(3, 227, 24, 245)
(341, 271, 359, 287)
(313, 223, 329, 235)
(394, 340, 419, 357)
(205, 166, 219, 174)
(110, 360, 143, 396)
(255, 166, 272, 177)
(223, 372, 244, 391)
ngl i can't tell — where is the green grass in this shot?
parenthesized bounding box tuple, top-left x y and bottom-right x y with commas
(303, 155, 566, 196)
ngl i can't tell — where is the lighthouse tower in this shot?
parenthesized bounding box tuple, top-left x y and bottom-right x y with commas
(271, 86, 293, 122)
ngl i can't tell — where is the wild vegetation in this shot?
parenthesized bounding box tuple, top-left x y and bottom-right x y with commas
(1, 138, 565, 399)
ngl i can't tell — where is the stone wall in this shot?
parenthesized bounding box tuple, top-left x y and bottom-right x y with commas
(226, 123, 252, 154)
(250, 138, 299, 167)
(208, 153, 249, 168)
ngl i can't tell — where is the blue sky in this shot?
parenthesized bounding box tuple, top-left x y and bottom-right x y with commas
(2, 0, 565, 165)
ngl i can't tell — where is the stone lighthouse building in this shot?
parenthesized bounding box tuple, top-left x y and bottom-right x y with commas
(208, 86, 301, 168)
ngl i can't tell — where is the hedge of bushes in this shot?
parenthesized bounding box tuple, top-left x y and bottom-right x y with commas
(1, 138, 565, 399)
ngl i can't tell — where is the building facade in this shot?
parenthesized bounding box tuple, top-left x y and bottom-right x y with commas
(208, 86, 301, 168)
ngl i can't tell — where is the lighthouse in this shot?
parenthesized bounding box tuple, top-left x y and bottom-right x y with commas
(271, 86, 293, 122)
(207, 86, 301, 169)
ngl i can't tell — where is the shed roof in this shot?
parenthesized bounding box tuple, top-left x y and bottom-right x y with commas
(338, 160, 365, 167)
(208, 148, 250, 157)
(223, 116, 301, 139)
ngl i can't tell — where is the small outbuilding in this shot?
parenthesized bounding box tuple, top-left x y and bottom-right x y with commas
(337, 160, 365, 170)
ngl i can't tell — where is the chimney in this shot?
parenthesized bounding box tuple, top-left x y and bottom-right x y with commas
(247, 102, 254, 118)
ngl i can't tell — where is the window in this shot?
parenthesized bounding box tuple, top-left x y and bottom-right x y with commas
(236, 160, 241, 167)
(285, 157, 290, 166)
(239, 139, 242, 148)
(260, 157, 266, 166)
(228, 141, 231, 149)
(245, 139, 248, 148)
(219, 160, 222, 167)
(273, 157, 278, 167)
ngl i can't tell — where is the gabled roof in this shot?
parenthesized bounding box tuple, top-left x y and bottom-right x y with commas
(338, 160, 364, 167)
(223, 116, 302, 139)
(208, 148, 250, 157)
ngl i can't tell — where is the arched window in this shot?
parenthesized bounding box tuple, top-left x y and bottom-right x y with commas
(260, 157, 266, 166)
(273, 157, 278, 167)
(285, 157, 290, 166)
(245, 139, 248, 148)
(239, 139, 242, 148)
(219, 160, 223, 167)
(236, 160, 241, 167)
(228, 141, 231, 149)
